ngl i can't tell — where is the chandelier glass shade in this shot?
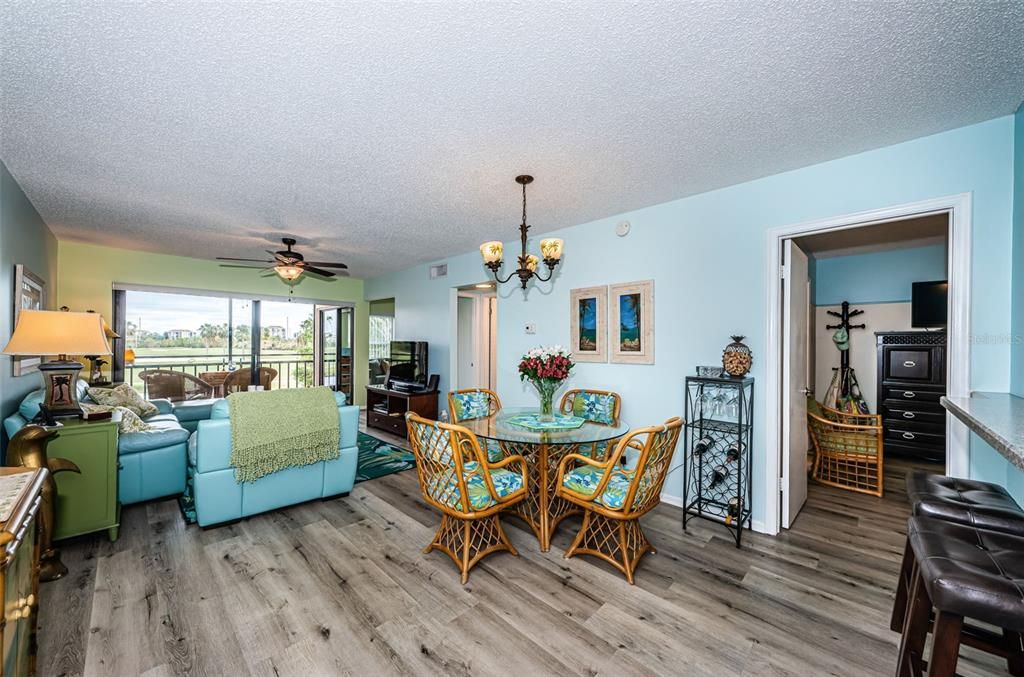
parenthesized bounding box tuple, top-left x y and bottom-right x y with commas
(479, 175, 563, 289)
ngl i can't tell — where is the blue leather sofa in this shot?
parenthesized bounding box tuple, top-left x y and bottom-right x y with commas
(4, 380, 190, 505)
(188, 392, 359, 527)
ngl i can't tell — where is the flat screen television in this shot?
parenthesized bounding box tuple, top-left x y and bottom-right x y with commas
(911, 280, 948, 328)
(388, 341, 429, 389)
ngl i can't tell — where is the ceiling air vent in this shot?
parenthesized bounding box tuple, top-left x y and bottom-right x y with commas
(429, 264, 448, 279)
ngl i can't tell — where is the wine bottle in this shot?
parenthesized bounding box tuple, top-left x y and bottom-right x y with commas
(725, 497, 741, 524)
(709, 465, 729, 487)
(693, 436, 713, 456)
(725, 441, 744, 463)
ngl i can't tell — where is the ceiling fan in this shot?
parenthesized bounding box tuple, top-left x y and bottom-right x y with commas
(217, 238, 348, 282)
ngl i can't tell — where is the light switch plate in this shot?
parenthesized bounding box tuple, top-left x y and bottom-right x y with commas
(525, 323, 536, 334)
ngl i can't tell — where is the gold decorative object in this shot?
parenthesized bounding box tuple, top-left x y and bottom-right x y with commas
(722, 335, 752, 377)
(6, 425, 81, 581)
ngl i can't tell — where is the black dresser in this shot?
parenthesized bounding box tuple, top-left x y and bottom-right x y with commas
(876, 331, 947, 463)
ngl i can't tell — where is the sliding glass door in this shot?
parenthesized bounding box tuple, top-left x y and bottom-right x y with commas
(315, 305, 354, 403)
(117, 287, 351, 400)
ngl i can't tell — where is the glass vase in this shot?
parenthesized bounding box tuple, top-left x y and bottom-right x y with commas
(533, 379, 558, 421)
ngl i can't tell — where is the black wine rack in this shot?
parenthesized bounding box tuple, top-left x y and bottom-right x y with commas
(682, 375, 754, 548)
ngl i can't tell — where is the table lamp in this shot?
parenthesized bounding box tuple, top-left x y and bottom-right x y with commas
(2, 310, 112, 417)
(83, 309, 119, 386)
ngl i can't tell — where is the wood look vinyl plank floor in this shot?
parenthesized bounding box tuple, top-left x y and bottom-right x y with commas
(36, 422, 1009, 676)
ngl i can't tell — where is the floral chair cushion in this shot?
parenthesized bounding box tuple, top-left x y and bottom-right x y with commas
(571, 392, 616, 425)
(485, 440, 504, 463)
(427, 462, 523, 512)
(561, 464, 634, 510)
(88, 383, 159, 418)
(451, 391, 492, 421)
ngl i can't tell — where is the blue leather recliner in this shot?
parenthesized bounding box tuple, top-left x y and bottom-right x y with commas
(188, 392, 359, 527)
(3, 380, 190, 505)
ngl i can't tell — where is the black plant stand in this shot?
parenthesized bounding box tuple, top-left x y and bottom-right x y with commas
(682, 375, 754, 548)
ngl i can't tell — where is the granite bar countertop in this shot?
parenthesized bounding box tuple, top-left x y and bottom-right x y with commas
(941, 392, 1024, 471)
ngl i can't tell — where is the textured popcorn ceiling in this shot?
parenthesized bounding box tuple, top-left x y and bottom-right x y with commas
(2, 2, 1023, 279)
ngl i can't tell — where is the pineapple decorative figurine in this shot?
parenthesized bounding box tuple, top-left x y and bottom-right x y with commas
(722, 335, 752, 377)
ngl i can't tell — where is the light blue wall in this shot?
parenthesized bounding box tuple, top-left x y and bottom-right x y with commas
(0, 162, 59, 460)
(813, 243, 947, 306)
(367, 116, 1017, 522)
(1007, 105, 1024, 499)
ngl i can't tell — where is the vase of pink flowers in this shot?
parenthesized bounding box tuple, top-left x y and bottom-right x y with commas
(518, 345, 574, 421)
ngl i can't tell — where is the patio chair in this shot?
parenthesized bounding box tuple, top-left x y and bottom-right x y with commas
(555, 417, 683, 584)
(806, 397, 884, 497)
(223, 367, 278, 394)
(138, 369, 214, 402)
(405, 413, 528, 584)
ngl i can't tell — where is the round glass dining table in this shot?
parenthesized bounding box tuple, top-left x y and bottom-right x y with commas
(459, 407, 630, 551)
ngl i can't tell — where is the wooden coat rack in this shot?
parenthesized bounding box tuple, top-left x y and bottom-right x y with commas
(825, 301, 865, 396)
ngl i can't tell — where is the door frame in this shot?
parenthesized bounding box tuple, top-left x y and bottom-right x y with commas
(763, 193, 972, 535)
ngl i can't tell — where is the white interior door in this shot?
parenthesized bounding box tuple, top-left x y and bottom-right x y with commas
(781, 239, 810, 528)
(456, 295, 477, 388)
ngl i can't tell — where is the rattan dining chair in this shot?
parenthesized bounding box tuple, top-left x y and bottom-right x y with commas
(406, 412, 528, 584)
(559, 388, 622, 459)
(447, 388, 504, 462)
(555, 416, 683, 584)
(806, 398, 884, 497)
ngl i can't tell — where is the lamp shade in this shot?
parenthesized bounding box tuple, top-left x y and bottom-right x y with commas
(2, 310, 112, 356)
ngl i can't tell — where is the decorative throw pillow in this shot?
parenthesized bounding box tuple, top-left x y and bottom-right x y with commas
(81, 403, 155, 433)
(572, 392, 616, 425)
(452, 391, 490, 421)
(88, 383, 158, 418)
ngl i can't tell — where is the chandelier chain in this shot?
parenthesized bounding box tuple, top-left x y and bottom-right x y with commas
(521, 181, 528, 227)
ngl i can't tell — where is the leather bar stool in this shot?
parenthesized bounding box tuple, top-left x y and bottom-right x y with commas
(892, 471, 1024, 633)
(896, 516, 1024, 677)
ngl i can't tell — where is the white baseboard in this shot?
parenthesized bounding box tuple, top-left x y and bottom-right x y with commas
(658, 492, 769, 536)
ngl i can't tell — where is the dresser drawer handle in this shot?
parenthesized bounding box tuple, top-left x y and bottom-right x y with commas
(902, 391, 916, 399)
(902, 432, 916, 440)
(902, 411, 916, 419)
(903, 360, 917, 368)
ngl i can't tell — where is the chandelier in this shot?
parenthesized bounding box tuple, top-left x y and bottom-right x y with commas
(479, 175, 563, 289)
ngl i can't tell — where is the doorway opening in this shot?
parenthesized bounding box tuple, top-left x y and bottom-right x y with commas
(454, 282, 497, 391)
(765, 194, 971, 535)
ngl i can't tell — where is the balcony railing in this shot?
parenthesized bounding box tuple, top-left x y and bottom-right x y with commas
(125, 354, 349, 397)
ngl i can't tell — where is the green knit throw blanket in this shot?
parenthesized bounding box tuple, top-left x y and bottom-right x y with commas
(228, 387, 340, 483)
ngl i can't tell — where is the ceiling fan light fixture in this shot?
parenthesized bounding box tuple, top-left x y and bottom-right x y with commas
(274, 264, 303, 281)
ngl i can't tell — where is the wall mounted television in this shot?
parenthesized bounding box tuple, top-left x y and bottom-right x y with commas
(388, 341, 429, 390)
(911, 280, 948, 328)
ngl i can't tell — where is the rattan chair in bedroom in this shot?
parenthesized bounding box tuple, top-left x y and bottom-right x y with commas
(555, 416, 683, 584)
(806, 398, 884, 497)
(405, 413, 528, 584)
(138, 369, 214, 402)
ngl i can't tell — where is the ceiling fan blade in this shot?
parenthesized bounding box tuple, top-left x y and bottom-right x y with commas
(217, 256, 274, 263)
(301, 265, 336, 278)
(305, 261, 349, 269)
(220, 263, 274, 269)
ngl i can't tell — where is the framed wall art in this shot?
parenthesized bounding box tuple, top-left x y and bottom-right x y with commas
(609, 279, 654, 364)
(12, 264, 45, 376)
(569, 285, 607, 362)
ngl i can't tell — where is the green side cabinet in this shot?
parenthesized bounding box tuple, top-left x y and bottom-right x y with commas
(48, 418, 120, 542)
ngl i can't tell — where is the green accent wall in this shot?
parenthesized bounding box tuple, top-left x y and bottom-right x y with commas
(1, 162, 59, 458)
(56, 241, 370, 405)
